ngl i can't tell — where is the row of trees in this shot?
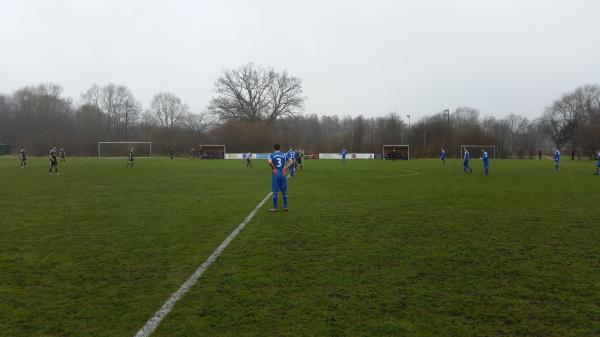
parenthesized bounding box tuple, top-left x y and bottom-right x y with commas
(0, 83, 210, 155)
(541, 84, 600, 158)
(219, 110, 550, 159)
(0, 63, 598, 158)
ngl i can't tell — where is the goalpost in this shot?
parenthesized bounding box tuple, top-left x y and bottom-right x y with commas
(198, 145, 226, 159)
(383, 145, 410, 160)
(97, 142, 152, 159)
(459, 145, 497, 160)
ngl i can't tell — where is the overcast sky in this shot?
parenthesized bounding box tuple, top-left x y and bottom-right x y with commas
(1, 0, 599, 121)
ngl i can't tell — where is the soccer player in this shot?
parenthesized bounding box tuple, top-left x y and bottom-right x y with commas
(189, 148, 196, 160)
(594, 150, 599, 175)
(19, 148, 27, 168)
(59, 147, 66, 162)
(341, 148, 348, 162)
(440, 147, 447, 165)
(296, 149, 303, 172)
(553, 148, 560, 174)
(463, 149, 472, 173)
(482, 149, 489, 175)
(268, 144, 293, 212)
(49, 147, 59, 175)
(246, 152, 252, 168)
(126, 147, 134, 168)
(286, 147, 296, 177)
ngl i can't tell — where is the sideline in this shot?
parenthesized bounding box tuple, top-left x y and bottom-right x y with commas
(134, 192, 273, 337)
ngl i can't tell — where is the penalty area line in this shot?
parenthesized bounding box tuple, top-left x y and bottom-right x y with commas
(134, 192, 273, 337)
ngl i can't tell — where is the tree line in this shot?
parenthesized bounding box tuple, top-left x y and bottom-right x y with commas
(0, 63, 598, 158)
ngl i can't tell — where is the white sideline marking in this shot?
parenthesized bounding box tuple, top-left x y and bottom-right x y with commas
(134, 192, 272, 337)
(397, 170, 419, 177)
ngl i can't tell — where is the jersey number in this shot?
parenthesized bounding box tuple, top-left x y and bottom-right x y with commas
(275, 158, 282, 167)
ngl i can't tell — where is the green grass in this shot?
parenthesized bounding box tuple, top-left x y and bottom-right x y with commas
(1, 156, 598, 336)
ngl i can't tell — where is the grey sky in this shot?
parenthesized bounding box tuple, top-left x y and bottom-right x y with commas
(1, 0, 599, 121)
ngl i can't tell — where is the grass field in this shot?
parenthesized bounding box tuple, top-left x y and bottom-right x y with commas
(1, 156, 599, 337)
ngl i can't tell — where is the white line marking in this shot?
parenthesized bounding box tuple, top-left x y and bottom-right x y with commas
(134, 192, 272, 337)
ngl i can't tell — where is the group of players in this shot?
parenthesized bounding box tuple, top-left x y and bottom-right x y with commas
(443, 147, 600, 176)
(18, 147, 66, 175)
(15, 144, 600, 214)
(248, 148, 303, 172)
(445, 148, 490, 175)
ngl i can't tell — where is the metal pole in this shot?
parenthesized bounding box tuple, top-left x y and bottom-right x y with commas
(444, 109, 450, 139)
(406, 115, 411, 147)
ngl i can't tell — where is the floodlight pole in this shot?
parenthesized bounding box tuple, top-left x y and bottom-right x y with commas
(443, 109, 450, 138)
(406, 114, 411, 146)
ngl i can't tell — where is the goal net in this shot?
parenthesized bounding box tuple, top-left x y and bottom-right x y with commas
(98, 142, 152, 159)
(383, 145, 410, 160)
(459, 145, 497, 160)
(199, 145, 226, 159)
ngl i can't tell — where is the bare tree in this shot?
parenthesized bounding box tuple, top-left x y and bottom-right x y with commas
(122, 95, 142, 140)
(266, 70, 304, 122)
(209, 63, 305, 123)
(505, 114, 529, 157)
(81, 83, 140, 139)
(353, 115, 367, 152)
(150, 92, 189, 128)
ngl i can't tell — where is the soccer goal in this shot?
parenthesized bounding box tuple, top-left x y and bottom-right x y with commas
(459, 145, 497, 160)
(97, 142, 152, 159)
(383, 145, 410, 160)
(199, 145, 226, 159)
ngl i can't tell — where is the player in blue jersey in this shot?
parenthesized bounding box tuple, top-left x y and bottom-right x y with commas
(286, 147, 296, 177)
(463, 149, 472, 173)
(553, 148, 560, 174)
(481, 149, 489, 175)
(269, 144, 293, 212)
(440, 148, 446, 165)
(594, 150, 599, 175)
(341, 148, 348, 162)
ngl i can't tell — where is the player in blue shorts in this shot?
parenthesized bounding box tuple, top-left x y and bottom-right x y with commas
(286, 147, 296, 177)
(440, 147, 446, 165)
(463, 149, 472, 173)
(594, 150, 599, 175)
(269, 144, 293, 212)
(341, 148, 348, 163)
(553, 148, 560, 174)
(481, 149, 489, 175)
